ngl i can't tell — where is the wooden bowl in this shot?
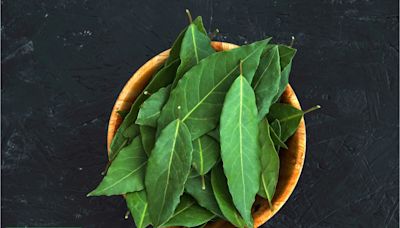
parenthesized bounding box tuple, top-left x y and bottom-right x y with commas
(107, 42, 306, 228)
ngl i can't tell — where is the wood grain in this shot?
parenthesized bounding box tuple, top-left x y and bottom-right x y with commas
(107, 42, 306, 228)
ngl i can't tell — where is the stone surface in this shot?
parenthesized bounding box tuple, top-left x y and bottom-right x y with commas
(1, 0, 398, 227)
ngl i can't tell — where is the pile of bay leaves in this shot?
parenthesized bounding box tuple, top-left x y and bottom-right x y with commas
(88, 13, 319, 228)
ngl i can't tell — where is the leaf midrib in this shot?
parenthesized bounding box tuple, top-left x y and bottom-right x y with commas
(158, 121, 181, 223)
(191, 25, 200, 63)
(253, 49, 277, 89)
(238, 76, 246, 212)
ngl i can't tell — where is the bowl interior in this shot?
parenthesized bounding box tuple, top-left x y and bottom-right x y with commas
(107, 41, 306, 227)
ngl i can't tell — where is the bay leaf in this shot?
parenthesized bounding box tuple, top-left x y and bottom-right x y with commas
(136, 86, 171, 127)
(139, 125, 156, 156)
(219, 75, 260, 228)
(172, 18, 215, 88)
(211, 164, 245, 228)
(185, 174, 224, 218)
(257, 119, 280, 207)
(126, 190, 151, 228)
(252, 45, 281, 120)
(272, 45, 297, 103)
(157, 39, 270, 139)
(267, 103, 303, 142)
(165, 16, 207, 66)
(145, 119, 193, 227)
(110, 58, 180, 160)
(192, 135, 220, 177)
(162, 194, 215, 227)
(87, 136, 147, 196)
(269, 119, 288, 151)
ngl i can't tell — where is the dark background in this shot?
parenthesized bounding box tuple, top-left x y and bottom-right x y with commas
(2, 0, 399, 227)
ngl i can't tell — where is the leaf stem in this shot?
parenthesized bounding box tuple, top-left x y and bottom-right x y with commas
(303, 105, 321, 115)
(185, 9, 193, 24)
(124, 210, 130, 219)
(201, 175, 206, 190)
(290, 36, 295, 47)
(239, 60, 244, 75)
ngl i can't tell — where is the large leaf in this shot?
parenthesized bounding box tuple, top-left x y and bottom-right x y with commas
(172, 18, 215, 88)
(269, 119, 288, 151)
(110, 58, 180, 160)
(136, 86, 171, 127)
(267, 103, 303, 142)
(165, 16, 207, 66)
(185, 174, 224, 218)
(157, 39, 270, 139)
(88, 137, 147, 196)
(211, 164, 245, 228)
(192, 135, 220, 177)
(163, 194, 215, 227)
(257, 120, 280, 207)
(126, 190, 151, 228)
(145, 119, 193, 226)
(252, 45, 281, 120)
(139, 125, 156, 156)
(219, 75, 260, 227)
(272, 45, 297, 103)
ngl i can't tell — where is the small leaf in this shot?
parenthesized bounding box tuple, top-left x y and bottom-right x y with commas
(163, 194, 215, 227)
(136, 86, 171, 127)
(158, 39, 269, 140)
(257, 119, 280, 207)
(110, 59, 180, 160)
(272, 45, 297, 103)
(220, 75, 260, 228)
(145, 119, 193, 227)
(211, 164, 245, 228)
(172, 18, 215, 88)
(126, 190, 151, 228)
(267, 103, 303, 142)
(185, 174, 224, 218)
(252, 45, 281, 120)
(192, 135, 220, 176)
(269, 119, 288, 151)
(139, 126, 156, 156)
(87, 137, 147, 196)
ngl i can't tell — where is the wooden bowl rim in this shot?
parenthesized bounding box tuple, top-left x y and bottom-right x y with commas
(106, 41, 306, 227)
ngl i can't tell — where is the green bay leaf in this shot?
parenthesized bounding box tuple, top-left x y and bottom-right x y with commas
(252, 45, 281, 120)
(220, 76, 260, 228)
(110, 58, 180, 160)
(158, 39, 269, 139)
(192, 135, 220, 176)
(185, 174, 224, 218)
(163, 194, 215, 227)
(139, 125, 156, 156)
(136, 86, 171, 127)
(172, 19, 215, 88)
(272, 45, 297, 103)
(257, 120, 280, 207)
(211, 164, 245, 228)
(269, 119, 288, 151)
(126, 190, 151, 228)
(145, 119, 193, 226)
(267, 103, 303, 142)
(165, 16, 207, 66)
(88, 136, 147, 196)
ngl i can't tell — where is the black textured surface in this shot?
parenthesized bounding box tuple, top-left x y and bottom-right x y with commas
(1, 0, 399, 227)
